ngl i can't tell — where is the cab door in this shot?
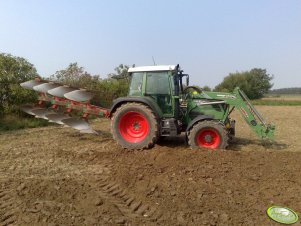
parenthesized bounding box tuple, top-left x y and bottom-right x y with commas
(145, 71, 173, 116)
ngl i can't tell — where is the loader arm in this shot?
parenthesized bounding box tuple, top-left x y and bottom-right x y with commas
(202, 87, 275, 140)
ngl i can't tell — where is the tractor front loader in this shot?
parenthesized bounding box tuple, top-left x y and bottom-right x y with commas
(20, 64, 275, 150)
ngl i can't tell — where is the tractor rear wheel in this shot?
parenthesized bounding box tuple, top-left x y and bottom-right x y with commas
(188, 120, 229, 149)
(111, 103, 159, 149)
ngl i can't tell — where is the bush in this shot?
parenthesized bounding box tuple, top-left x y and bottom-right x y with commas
(49, 63, 129, 108)
(0, 114, 49, 131)
(0, 53, 39, 115)
(215, 68, 273, 99)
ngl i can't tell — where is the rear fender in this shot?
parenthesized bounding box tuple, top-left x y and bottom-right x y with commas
(109, 96, 163, 119)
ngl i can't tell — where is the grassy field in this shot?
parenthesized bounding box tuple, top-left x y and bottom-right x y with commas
(252, 94, 301, 106)
(265, 93, 301, 100)
(0, 114, 49, 131)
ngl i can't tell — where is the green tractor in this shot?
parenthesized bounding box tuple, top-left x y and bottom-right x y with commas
(20, 64, 275, 150)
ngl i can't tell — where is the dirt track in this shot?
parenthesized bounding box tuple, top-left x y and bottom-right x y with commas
(1, 106, 301, 226)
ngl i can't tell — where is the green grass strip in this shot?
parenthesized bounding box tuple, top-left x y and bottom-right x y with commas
(0, 114, 49, 131)
(252, 99, 301, 106)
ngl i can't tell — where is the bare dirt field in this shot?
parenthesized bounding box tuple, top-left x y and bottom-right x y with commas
(1, 106, 301, 226)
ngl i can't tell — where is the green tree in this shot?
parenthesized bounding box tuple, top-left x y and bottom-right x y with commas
(214, 68, 273, 99)
(0, 53, 39, 115)
(49, 63, 129, 108)
(49, 62, 100, 89)
(108, 64, 134, 81)
(100, 64, 131, 107)
(202, 85, 211, 91)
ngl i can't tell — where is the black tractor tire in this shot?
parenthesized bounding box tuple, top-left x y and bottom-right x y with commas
(188, 120, 229, 149)
(111, 103, 159, 150)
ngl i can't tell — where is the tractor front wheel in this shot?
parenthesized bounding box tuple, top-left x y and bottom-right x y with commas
(188, 120, 229, 149)
(111, 103, 159, 149)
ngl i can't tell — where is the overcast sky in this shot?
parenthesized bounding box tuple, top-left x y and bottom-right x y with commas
(1, 0, 301, 89)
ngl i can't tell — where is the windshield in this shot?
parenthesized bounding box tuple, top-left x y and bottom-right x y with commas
(129, 72, 143, 96)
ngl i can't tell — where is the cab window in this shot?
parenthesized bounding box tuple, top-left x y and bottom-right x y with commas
(129, 72, 143, 96)
(145, 72, 170, 95)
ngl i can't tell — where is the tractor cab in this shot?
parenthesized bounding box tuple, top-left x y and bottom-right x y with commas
(128, 65, 181, 116)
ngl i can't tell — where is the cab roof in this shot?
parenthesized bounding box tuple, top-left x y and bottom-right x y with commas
(128, 65, 177, 73)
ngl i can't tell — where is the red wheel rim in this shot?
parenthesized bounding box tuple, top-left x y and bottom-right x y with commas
(196, 128, 221, 149)
(118, 111, 149, 143)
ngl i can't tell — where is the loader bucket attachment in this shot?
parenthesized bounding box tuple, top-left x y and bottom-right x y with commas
(20, 80, 46, 90)
(61, 118, 98, 134)
(63, 90, 94, 102)
(33, 83, 61, 93)
(31, 108, 56, 119)
(45, 113, 71, 125)
(20, 104, 45, 116)
(47, 86, 76, 98)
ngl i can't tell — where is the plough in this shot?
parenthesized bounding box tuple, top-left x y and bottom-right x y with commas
(20, 79, 109, 134)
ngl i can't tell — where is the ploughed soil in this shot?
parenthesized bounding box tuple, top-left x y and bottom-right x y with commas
(0, 106, 301, 226)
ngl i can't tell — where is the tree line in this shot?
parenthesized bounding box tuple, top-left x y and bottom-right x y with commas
(0, 53, 130, 116)
(214, 68, 273, 99)
(48, 62, 129, 108)
(0, 53, 275, 116)
(269, 87, 301, 95)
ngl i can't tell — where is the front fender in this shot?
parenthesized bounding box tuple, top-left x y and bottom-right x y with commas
(185, 115, 214, 133)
